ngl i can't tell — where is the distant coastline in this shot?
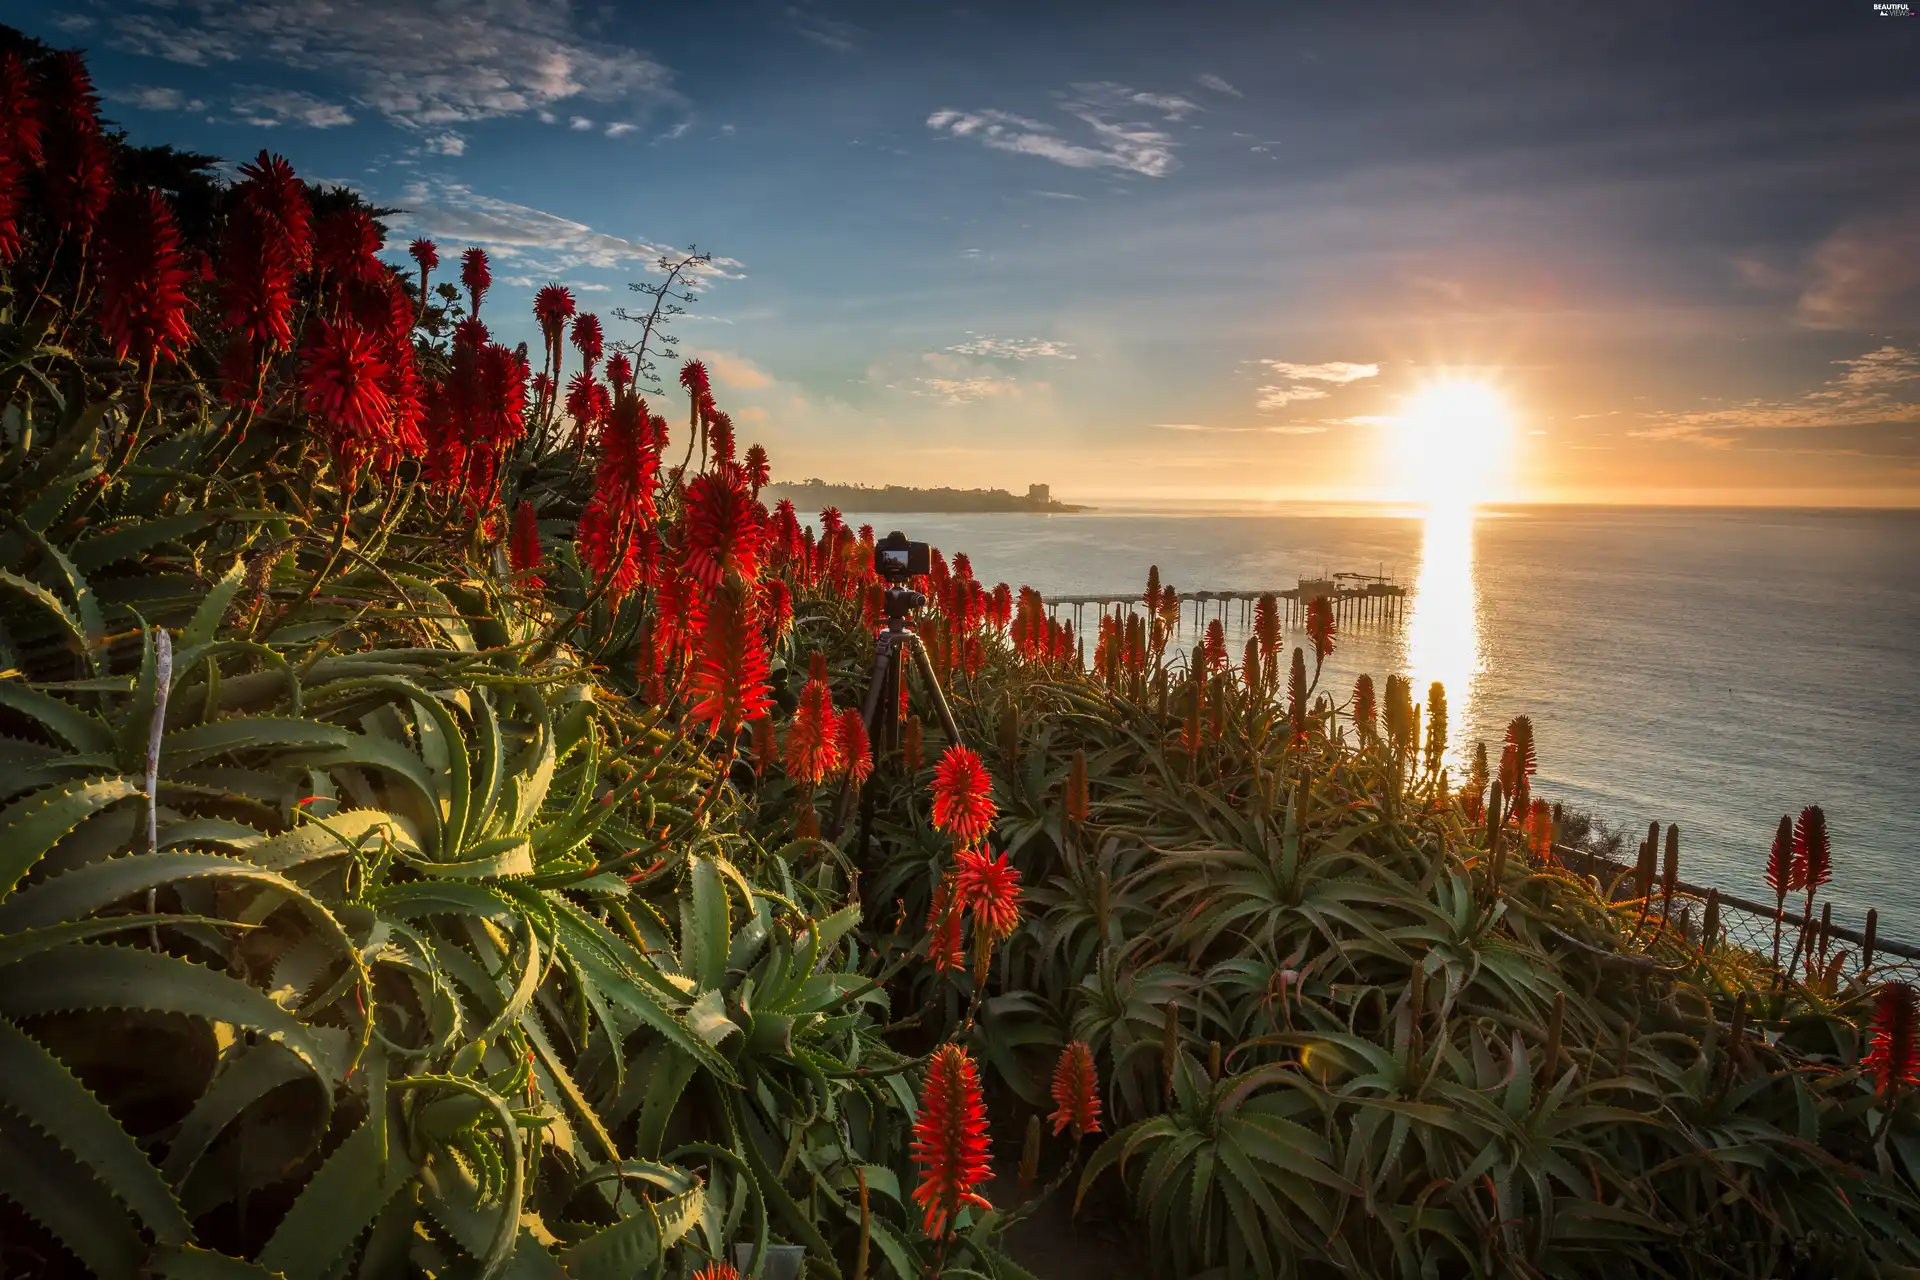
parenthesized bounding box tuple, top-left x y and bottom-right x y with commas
(764, 479, 1092, 513)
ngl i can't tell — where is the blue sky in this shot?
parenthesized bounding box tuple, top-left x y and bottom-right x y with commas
(17, 0, 1920, 503)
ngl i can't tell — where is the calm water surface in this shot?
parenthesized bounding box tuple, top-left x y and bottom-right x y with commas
(834, 506, 1920, 939)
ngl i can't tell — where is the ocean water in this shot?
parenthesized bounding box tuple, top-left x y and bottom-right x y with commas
(835, 506, 1920, 942)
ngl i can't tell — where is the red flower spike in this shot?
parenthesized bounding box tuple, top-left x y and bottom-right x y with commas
(1766, 814, 1797, 899)
(682, 466, 768, 588)
(316, 208, 386, 290)
(744, 443, 771, 495)
(692, 1265, 739, 1280)
(911, 1044, 993, 1239)
(680, 358, 711, 399)
(1049, 1041, 1103, 1139)
(762, 577, 793, 640)
(409, 238, 439, 275)
(1254, 594, 1281, 664)
(1866, 982, 1920, 1098)
(751, 717, 777, 776)
(575, 393, 660, 600)
(838, 708, 873, 785)
(509, 500, 544, 591)
(571, 312, 604, 372)
(1307, 595, 1337, 664)
(39, 53, 112, 242)
(97, 189, 195, 368)
(300, 317, 391, 464)
(956, 847, 1021, 941)
(1794, 805, 1831, 891)
(460, 246, 491, 315)
(687, 573, 774, 736)
(932, 745, 997, 848)
(607, 352, 633, 396)
(0, 53, 42, 266)
(784, 677, 841, 786)
(925, 874, 966, 971)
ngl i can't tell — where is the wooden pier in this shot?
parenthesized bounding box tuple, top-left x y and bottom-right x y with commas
(1044, 572, 1407, 633)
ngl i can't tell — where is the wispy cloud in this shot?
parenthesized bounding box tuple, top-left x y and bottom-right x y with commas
(232, 86, 354, 128)
(1255, 359, 1381, 414)
(605, 122, 638, 138)
(569, 116, 595, 131)
(946, 336, 1076, 360)
(1634, 345, 1920, 444)
(786, 5, 861, 51)
(926, 80, 1197, 178)
(1155, 422, 1329, 435)
(1197, 72, 1241, 98)
(103, 84, 207, 113)
(101, 0, 682, 153)
(388, 178, 745, 281)
(1797, 209, 1920, 330)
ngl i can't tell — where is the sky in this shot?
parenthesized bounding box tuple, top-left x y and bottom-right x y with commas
(15, 0, 1920, 505)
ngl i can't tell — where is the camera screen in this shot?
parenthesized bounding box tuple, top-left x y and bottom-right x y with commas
(879, 548, 909, 570)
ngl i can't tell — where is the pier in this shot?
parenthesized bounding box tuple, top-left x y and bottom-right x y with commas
(1044, 572, 1407, 633)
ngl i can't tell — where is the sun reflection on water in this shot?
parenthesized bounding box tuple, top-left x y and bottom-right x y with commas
(1405, 504, 1482, 768)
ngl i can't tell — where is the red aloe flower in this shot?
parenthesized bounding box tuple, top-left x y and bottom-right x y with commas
(925, 873, 967, 971)
(572, 312, 604, 372)
(1527, 799, 1555, 863)
(607, 352, 633, 396)
(1866, 982, 1920, 1098)
(0, 53, 42, 266)
(1503, 716, 1536, 815)
(221, 152, 312, 359)
(1049, 1041, 1103, 1139)
(692, 1265, 739, 1280)
(932, 745, 996, 848)
(784, 677, 841, 786)
(575, 394, 661, 599)
(708, 410, 736, 468)
(1765, 814, 1798, 900)
(300, 316, 391, 475)
(682, 466, 767, 587)
(39, 52, 111, 242)
(460, 246, 490, 315)
(97, 189, 195, 368)
(473, 342, 529, 448)
(911, 1044, 993, 1238)
(316, 208, 386, 290)
(509, 499, 544, 591)
(408, 237, 438, 279)
(743, 443, 771, 496)
(956, 847, 1021, 940)
(534, 282, 575, 339)
(1307, 595, 1337, 665)
(1254, 593, 1280, 665)
(1793, 805, 1831, 891)
(565, 369, 607, 433)
(680, 358, 711, 399)
(688, 573, 774, 735)
(838, 707, 873, 784)
(762, 577, 793, 641)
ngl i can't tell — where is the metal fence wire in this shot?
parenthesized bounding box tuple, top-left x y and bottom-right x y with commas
(1554, 842, 1920, 984)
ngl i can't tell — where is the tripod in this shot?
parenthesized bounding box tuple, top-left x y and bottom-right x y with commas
(828, 580, 965, 850)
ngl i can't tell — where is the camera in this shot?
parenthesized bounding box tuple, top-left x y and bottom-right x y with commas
(873, 530, 931, 583)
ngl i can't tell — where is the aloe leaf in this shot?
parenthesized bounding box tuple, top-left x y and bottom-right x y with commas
(682, 854, 730, 992)
(183, 556, 249, 653)
(244, 809, 422, 872)
(161, 715, 352, 770)
(161, 1042, 314, 1187)
(0, 913, 238, 967)
(0, 774, 143, 899)
(0, 1106, 144, 1280)
(0, 568, 95, 671)
(258, 1102, 419, 1280)
(70, 509, 275, 573)
(149, 1245, 290, 1279)
(0, 944, 337, 1090)
(0, 1017, 191, 1243)
(0, 680, 113, 752)
(12, 520, 104, 644)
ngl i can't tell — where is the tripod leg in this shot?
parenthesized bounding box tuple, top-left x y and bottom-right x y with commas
(906, 634, 966, 750)
(829, 638, 897, 842)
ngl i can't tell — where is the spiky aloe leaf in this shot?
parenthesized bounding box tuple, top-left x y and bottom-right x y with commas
(258, 1102, 419, 1280)
(243, 808, 422, 872)
(0, 568, 97, 672)
(69, 509, 275, 573)
(0, 680, 114, 752)
(148, 1245, 288, 1279)
(12, 520, 104, 643)
(182, 556, 250, 653)
(160, 716, 351, 770)
(558, 1186, 704, 1280)
(0, 774, 143, 899)
(0, 1106, 144, 1279)
(161, 1042, 314, 1187)
(0, 1018, 191, 1244)
(681, 853, 730, 992)
(0, 944, 338, 1091)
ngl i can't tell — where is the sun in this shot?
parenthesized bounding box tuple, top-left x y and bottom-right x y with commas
(1390, 378, 1514, 507)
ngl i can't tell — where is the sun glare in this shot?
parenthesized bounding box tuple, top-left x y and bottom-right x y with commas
(1392, 378, 1514, 508)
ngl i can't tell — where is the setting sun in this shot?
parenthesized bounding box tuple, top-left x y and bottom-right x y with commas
(1392, 378, 1515, 506)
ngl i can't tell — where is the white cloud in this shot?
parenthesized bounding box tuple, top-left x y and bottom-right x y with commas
(105, 85, 207, 113)
(657, 120, 692, 141)
(105, 0, 682, 151)
(1155, 421, 1329, 435)
(1260, 360, 1380, 384)
(1255, 385, 1331, 410)
(1197, 73, 1241, 97)
(569, 116, 594, 130)
(1633, 345, 1920, 443)
(917, 377, 1022, 405)
(420, 131, 465, 156)
(605, 122, 638, 137)
(926, 81, 1196, 179)
(946, 336, 1076, 360)
(1797, 210, 1920, 330)
(388, 178, 745, 281)
(232, 87, 354, 128)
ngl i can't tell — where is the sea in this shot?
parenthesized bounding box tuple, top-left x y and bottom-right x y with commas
(832, 505, 1920, 943)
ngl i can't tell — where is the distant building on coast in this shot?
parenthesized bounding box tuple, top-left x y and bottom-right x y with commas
(763, 479, 1090, 514)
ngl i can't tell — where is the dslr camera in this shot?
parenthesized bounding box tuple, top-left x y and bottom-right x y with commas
(873, 530, 931, 583)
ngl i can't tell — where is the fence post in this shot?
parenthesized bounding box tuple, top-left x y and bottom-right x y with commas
(1864, 909, 1879, 971)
